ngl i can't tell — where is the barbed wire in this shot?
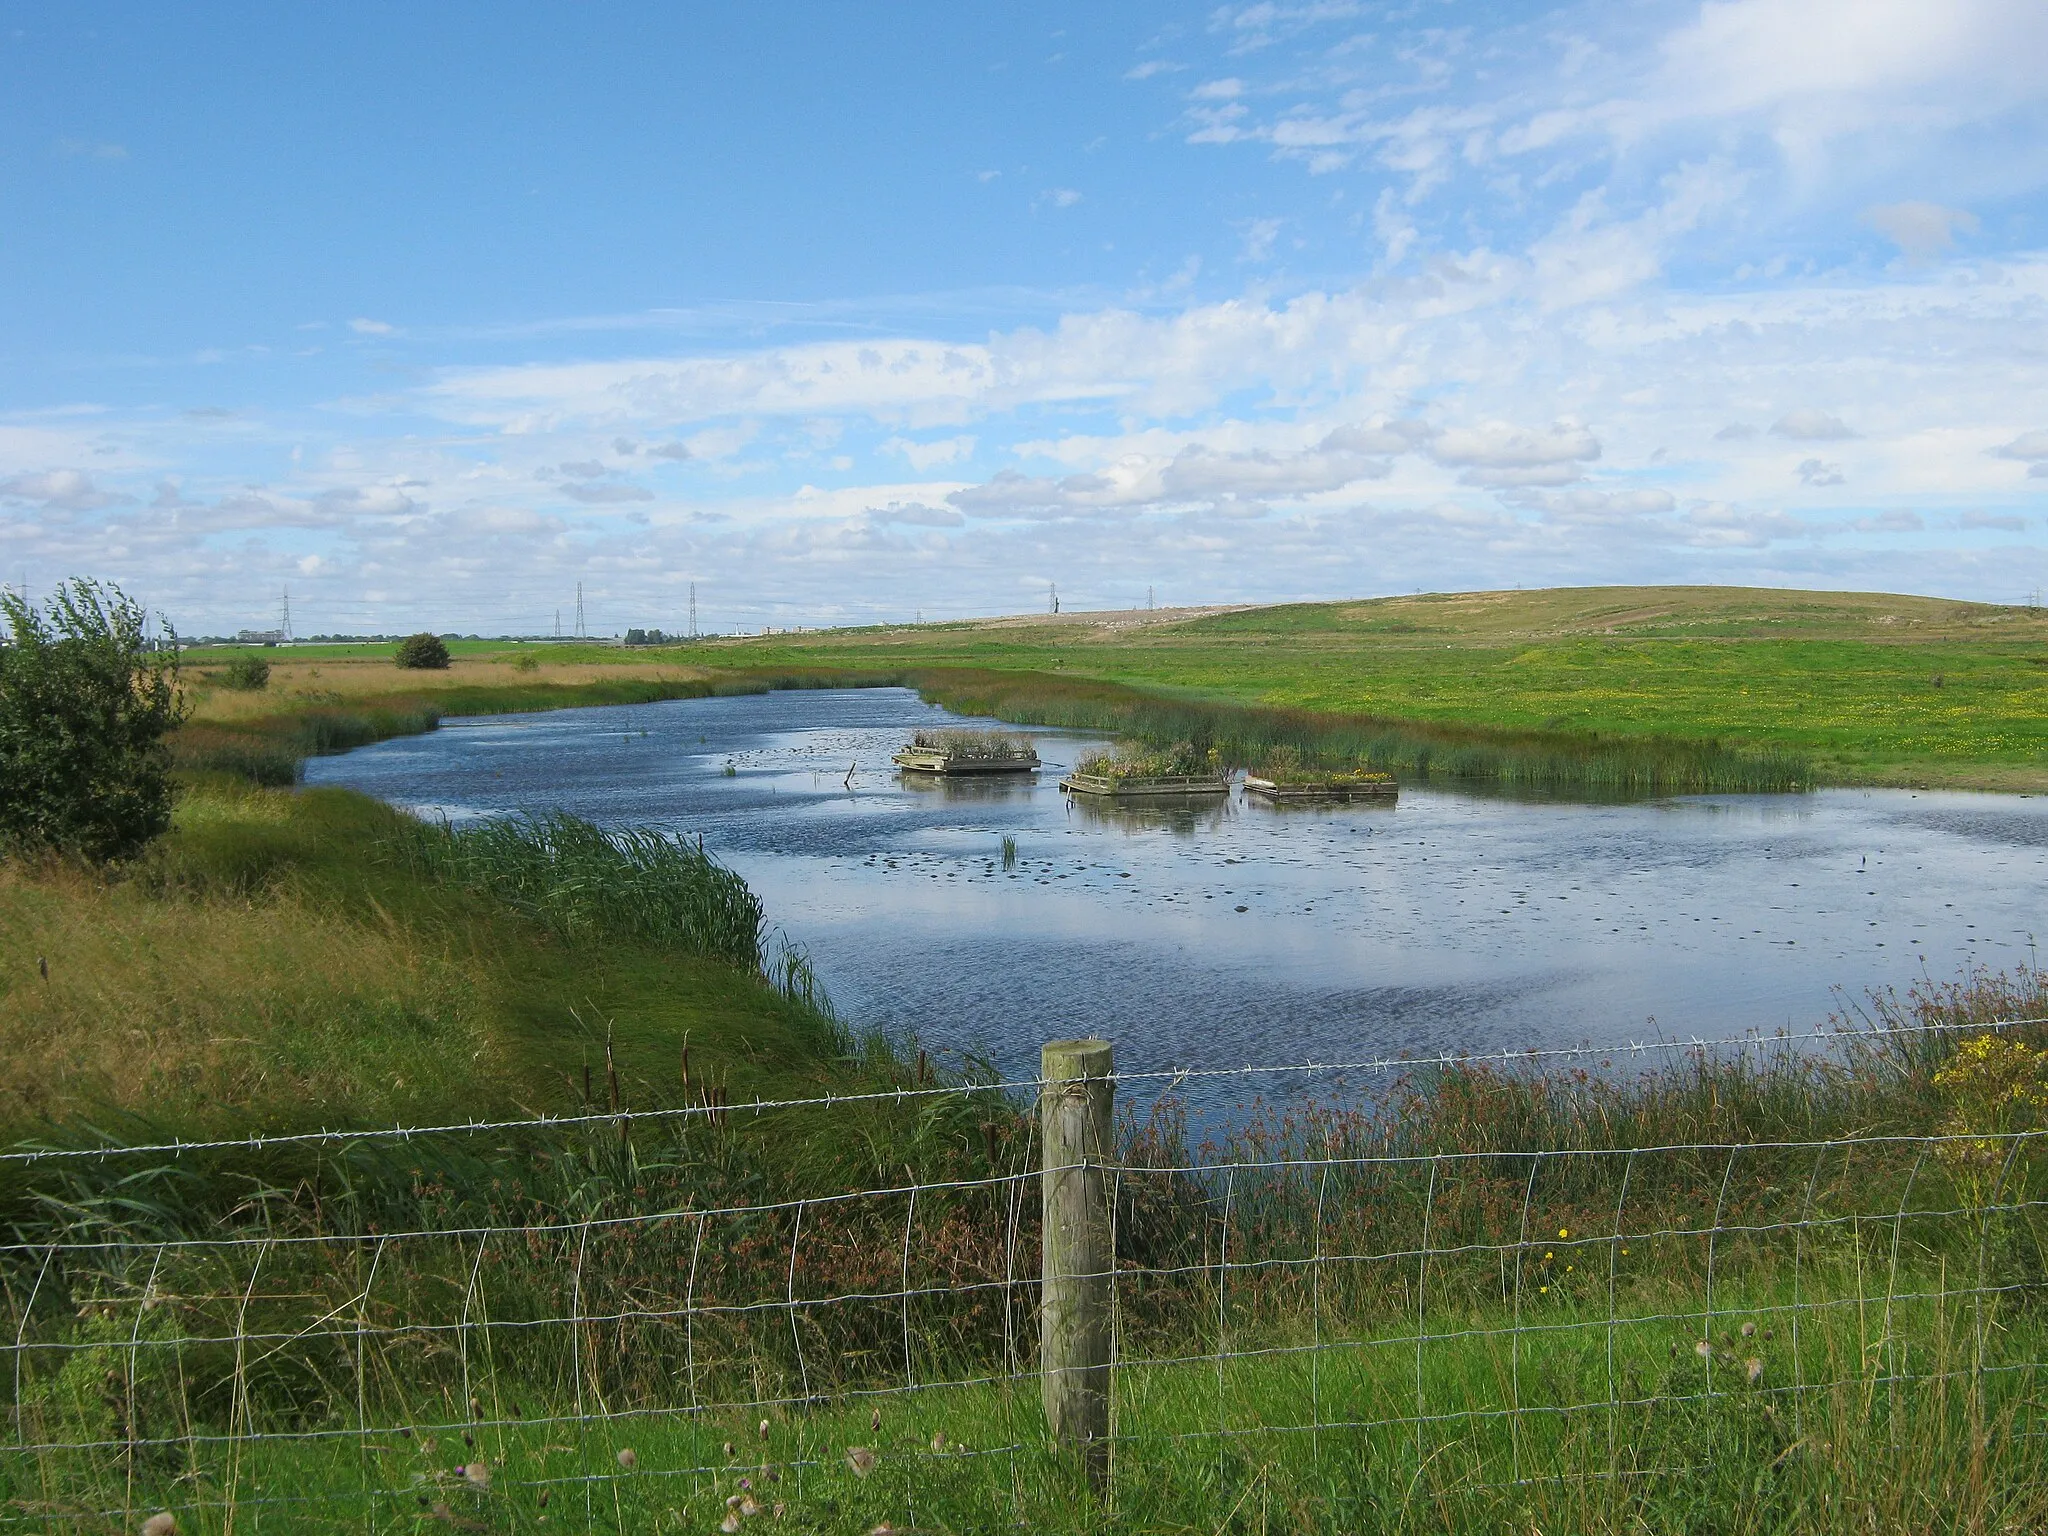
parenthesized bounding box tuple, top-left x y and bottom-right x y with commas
(4, 1012, 2039, 1166)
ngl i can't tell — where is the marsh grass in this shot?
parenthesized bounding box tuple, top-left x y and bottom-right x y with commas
(906, 728, 1031, 760)
(387, 812, 766, 969)
(4, 962, 2044, 1532)
(1073, 738, 1218, 780)
(915, 669, 1808, 794)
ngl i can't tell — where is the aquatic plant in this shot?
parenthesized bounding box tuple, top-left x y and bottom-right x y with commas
(387, 810, 766, 969)
(912, 668, 1808, 795)
(907, 728, 1032, 760)
(1073, 738, 1217, 780)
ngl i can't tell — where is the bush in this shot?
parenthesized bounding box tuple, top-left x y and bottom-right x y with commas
(220, 651, 270, 690)
(0, 579, 185, 862)
(393, 632, 451, 670)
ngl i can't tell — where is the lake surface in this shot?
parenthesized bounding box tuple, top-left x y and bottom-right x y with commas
(306, 688, 2047, 1088)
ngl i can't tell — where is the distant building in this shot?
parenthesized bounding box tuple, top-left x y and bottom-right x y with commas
(236, 628, 285, 644)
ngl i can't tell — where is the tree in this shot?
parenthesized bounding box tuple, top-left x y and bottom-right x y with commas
(0, 579, 185, 862)
(221, 651, 270, 690)
(394, 632, 451, 670)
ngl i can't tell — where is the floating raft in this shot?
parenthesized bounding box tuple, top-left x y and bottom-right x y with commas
(1059, 771, 1229, 799)
(893, 746, 1041, 775)
(1243, 773, 1397, 803)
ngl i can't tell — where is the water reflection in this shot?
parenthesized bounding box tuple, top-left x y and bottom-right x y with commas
(305, 687, 2048, 1100)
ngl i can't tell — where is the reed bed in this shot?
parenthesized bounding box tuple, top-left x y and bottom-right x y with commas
(907, 668, 1809, 795)
(906, 729, 1032, 760)
(386, 812, 766, 969)
(1073, 739, 1218, 780)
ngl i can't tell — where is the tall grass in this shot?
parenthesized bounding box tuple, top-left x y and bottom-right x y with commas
(905, 668, 1809, 794)
(5, 970, 2045, 1534)
(387, 812, 766, 970)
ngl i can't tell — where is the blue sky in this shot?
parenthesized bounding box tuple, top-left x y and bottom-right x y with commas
(4, 0, 2047, 636)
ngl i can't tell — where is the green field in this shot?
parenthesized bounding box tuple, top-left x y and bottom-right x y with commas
(681, 586, 2048, 791)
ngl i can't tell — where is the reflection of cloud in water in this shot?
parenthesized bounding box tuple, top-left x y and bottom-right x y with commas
(305, 687, 2048, 1101)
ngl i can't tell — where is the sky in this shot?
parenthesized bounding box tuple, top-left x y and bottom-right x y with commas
(3, 0, 2047, 638)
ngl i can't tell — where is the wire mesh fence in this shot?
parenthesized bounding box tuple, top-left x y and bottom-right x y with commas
(5, 1018, 2048, 1533)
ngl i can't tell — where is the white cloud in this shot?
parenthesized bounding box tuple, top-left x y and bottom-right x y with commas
(1124, 60, 1183, 81)
(1239, 217, 1282, 263)
(1864, 202, 1980, 263)
(1039, 187, 1084, 209)
(1957, 510, 2027, 531)
(1428, 423, 1601, 487)
(0, 469, 126, 511)
(866, 501, 964, 527)
(1797, 458, 1846, 487)
(881, 435, 976, 471)
(349, 318, 399, 336)
(54, 139, 126, 160)
(1994, 429, 2048, 461)
(1772, 409, 1856, 441)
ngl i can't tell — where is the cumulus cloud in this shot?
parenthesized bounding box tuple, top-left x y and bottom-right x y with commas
(0, 469, 126, 511)
(866, 501, 964, 527)
(1797, 458, 1846, 486)
(1994, 430, 2048, 463)
(1505, 487, 1678, 518)
(557, 479, 654, 504)
(881, 435, 976, 471)
(1714, 423, 1757, 441)
(1849, 509, 1922, 532)
(1956, 510, 2027, 531)
(1864, 202, 1979, 264)
(1772, 410, 1856, 441)
(1428, 423, 1601, 487)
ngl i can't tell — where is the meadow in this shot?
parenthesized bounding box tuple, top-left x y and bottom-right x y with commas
(685, 586, 2048, 792)
(176, 585, 2048, 793)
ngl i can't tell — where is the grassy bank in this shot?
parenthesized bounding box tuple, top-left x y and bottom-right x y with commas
(684, 585, 2048, 791)
(5, 966, 2046, 1533)
(0, 777, 982, 1201)
(173, 585, 2048, 793)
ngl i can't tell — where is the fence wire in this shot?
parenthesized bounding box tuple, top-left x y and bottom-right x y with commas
(4, 1018, 2047, 1532)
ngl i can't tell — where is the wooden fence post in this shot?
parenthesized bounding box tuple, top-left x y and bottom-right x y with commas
(1041, 1037, 1114, 1480)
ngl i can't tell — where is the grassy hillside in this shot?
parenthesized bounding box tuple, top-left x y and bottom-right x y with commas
(688, 586, 2048, 791)
(175, 585, 2048, 791)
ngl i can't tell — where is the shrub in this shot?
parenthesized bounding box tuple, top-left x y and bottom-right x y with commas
(394, 632, 451, 670)
(220, 651, 270, 690)
(511, 651, 541, 673)
(0, 579, 185, 862)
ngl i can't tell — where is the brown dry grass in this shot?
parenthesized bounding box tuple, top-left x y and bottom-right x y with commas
(0, 854, 495, 1131)
(183, 654, 717, 724)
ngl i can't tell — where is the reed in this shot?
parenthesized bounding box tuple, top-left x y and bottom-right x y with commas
(908, 668, 1808, 794)
(386, 811, 766, 970)
(908, 727, 1032, 760)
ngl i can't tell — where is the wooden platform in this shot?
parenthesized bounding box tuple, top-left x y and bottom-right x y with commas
(1243, 773, 1398, 803)
(892, 747, 1041, 775)
(1059, 771, 1229, 798)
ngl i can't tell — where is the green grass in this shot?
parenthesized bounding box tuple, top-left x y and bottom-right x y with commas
(9, 1191, 2044, 1534)
(674, 586, 2048, 791)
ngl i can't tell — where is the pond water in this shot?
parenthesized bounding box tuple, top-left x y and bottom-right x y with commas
(305, 687, 2046, 1089)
